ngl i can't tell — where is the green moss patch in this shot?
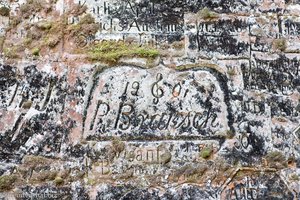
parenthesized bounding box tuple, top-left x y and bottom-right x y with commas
(54, 176, 64, 186)
(68, 14, 99, 46)
(200, 146, 213, 159)
(197, 7, 219, 20)
(87, 40, 159, 64)
(272, 38, 287, 52)
(0, 6, 10, 17)
(3, 47, 20, 59)
(36, 21, 53, 31)
(31, 47, 40, 56)
(0, 175, 17, 192)
(19, 0, 50, 19)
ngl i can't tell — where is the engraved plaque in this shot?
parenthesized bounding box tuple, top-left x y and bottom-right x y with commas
(84, 65, 230, 140)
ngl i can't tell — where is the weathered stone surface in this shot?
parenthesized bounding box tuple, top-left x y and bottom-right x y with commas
(0, 0, 299, 199)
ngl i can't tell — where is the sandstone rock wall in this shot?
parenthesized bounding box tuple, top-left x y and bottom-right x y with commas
(0, 0, 299, 199)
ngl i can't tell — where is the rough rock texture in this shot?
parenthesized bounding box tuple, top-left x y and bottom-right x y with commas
(0, 0, 300, 199)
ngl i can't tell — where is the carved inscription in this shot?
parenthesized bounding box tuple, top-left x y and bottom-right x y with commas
(84, 66, 229, 140)
(242, 54, 300, 94)
(89, 140, 220, 177)
(222, 173, 295, 200)
(187, 19, 249, 56)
